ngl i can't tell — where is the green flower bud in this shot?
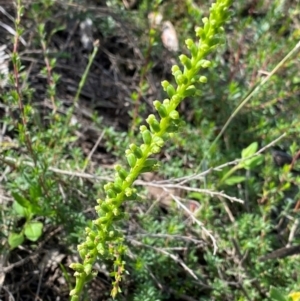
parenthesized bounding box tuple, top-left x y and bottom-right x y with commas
(97, 243, 105, 255)
(126, 153, 137, 168)
(169, 110, 179, 119)
(69, 263, 85, 272)
(87, 248, 98, 259)
(166, 84, 176, 98)
(171, 94, 181, 105)
(208, 36, 220, 47)
(157, 104, 168, 118)
(114, 164, 122, 172)
(134, 146, 143, 158)
(140, 165, 156, 173)
(85, 254, 96, 265)
(139, 125, 147, 132)
(204, 21, 210, 34)
(100, 200, 112, 212)
(106, 198, 119, 206)
(91, 270, 98, 278)
(85, 239, 95, 248)
(161, 80, 170, 90)
(106, 189, 116, 198)
(199, 43, 209, 52)
(172, 70, 182, 78)
(125, 174, 134, 184)
(146, 114, 155, 123)
(103, 182, 114, 191)
(179, 54, 192, 70)
(183, 85, 196, 97)
(175, 74, 188, 85)
(112, 207, 120, 216)
(113, 212, 126, 221)
(129, 144, 143, 159)
(78, 248, 88, 259)
(202, 17, 209, 24)
(153, 100, 168, 118)
(185, 39, 198, 57)
(200, 59, 211, 68)
(150, 120, 161, 133)
(97, 215, 110, 224)
(109, 230, 115, 238)
(152, 136, 164, 147)
(210, 19, 217, 27)
(124, 190, 137, 200)
(218, 26, 225, 34)
(146, 115, 160, 132)
(116, 168, 128, 180)
(69, 290, 78, 298)
(125, 187, 136, 197)
(195, 27, 205, 39)
(85, 227, 92, 234)
(171, 65, 180, 73)
(153, 100, 161, 108)
(163, 98, 170, 106)
(151, 145, 161, 154)
(144, 158, 158, 167)
(85, 271, 97, 282)
(166, 123, 178, 133)
(142, 129, 152, 145)
(113, 183, 122, 193)
(185, 38, 193, 48)
(96, 199, 102, 205)
(199, 76, 207, 83)
(84, 264, 92, 275)
(140, 144, 147, 152)
(88, 230, 96, 240)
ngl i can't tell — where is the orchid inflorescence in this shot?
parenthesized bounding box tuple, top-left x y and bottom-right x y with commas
(70, 0, 233, 299)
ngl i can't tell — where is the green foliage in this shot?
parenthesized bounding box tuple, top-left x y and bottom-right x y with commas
(221, 142, 264, 185)
(70, 0, 233, 299)
(8, 191, 44, 248)
(1, 0, 94, 254)
(2, 0, 300, 300)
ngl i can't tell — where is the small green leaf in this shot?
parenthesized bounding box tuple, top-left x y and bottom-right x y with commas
(224, 176, 246, 186)
(269, 287, 289, 301)
(24, 221, 43, 241)
(11, 192, 31, 209)
(187, 192, 202, 201)
(12, 201, 32, 219)
(29, 184, 42, 202)
(243, 155, 264, 170)
(241, 142, 258, 159)
(8, 232, 24, 249)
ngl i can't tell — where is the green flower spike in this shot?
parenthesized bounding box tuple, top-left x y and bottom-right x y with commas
(70, 0, 233, 299)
